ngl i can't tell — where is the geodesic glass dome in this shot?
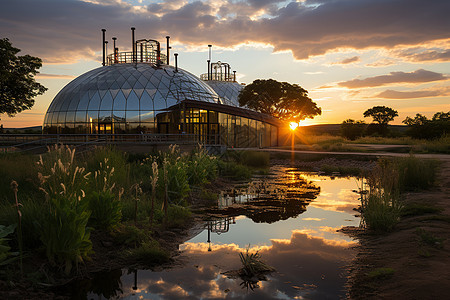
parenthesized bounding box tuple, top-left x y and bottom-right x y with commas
(205, 81, 243, 107)
(43, 63, 222, 134)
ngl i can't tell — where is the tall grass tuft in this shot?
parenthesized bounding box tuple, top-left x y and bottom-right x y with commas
(395, 155, 439, 191)
(239, 247, 275, 278)
(86, 191, 122, 231)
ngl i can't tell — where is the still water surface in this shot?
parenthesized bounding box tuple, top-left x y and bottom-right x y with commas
(85, 167, 361, 299)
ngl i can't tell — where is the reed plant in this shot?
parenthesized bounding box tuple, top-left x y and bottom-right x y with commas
(186, 147, 218, 186)
(395, 155, 439, 191)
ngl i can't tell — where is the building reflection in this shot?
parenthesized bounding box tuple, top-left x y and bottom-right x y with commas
(205, 217, 236, 251)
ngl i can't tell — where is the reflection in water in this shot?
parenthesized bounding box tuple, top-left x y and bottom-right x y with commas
(74, 167, 361, 299)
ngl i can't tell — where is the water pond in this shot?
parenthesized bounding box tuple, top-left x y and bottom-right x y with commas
(78, 166, 361, 299)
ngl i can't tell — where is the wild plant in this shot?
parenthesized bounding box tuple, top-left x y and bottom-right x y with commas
(86, 191, 122, 231)
(149, 161, 158, 227)
(10, 180, 23, 275)
(186, 146, 218, 186)
(37, 145, 90, 203)
(360, 160, 402, 232)
(239, 246, 274, 278)
(130, 183, 142, 225)
(91, 157, 116, 193)
(0, 224, 18, 269)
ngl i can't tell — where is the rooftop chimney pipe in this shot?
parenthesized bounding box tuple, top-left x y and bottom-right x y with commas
(102, 29, 106, 66)
(233, 70, 236, 82)
(131, 27, 136, 63)
(166, 36, 170, 65)
(174, 53, 178, 72)
(207, 59, 210, 80)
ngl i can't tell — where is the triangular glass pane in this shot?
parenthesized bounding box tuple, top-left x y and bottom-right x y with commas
(121, 80, 133, 90)
(110, 89, 119, 99)
(87, 91, 101, 110)
(113, 90, 126, 111)
(140, 91, 153, 111)
(126, 91, 140, 110)
(100, 92, 114, 111)
(134, 88, 144, 98)
(122, 88, 132, 99)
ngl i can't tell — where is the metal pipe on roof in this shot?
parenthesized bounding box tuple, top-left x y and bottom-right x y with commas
(174, 53, 178, 72)
(102, 29, 106, 66)
(207, 59, 210, 80)
(166, 36, 170, 65)
(131, 27, 136, 63)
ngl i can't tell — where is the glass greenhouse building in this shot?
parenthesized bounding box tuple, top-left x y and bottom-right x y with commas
(43, 34, 280, 148)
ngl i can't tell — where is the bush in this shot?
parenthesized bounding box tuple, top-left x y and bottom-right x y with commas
(167, 205, 191, 228)
(361, 192, 402, 232)
(395, 156, 439, 191)
(217, 160, 252, 181)
(341, 119, 366, 140)
(86, 191, 122, 231)
(186, 147, 218, 186)
(37, 197, 92, 275)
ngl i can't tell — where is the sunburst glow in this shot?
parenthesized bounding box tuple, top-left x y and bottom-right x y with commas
(289, 122, 299, 130)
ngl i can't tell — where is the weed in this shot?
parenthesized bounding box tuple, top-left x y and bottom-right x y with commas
(167, 205, 191, 228)
(86, 191, 122, 231)
(217, 161, 252, 181)
(239, 246, 274, 278)
(367, 267, 395, 279)
(401, 203, 443, 217)
(416, 228, 445, 249)
(395, 155, 439, 191)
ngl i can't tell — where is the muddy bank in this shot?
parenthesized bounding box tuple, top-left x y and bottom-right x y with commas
(346, 158, 450, 299)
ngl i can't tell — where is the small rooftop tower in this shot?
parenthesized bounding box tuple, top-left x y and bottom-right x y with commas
(102, 28, 168, 66)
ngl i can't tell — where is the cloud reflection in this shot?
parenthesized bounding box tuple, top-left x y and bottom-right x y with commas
(116, 230, 355, 300)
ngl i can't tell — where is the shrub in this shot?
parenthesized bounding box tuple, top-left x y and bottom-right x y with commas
(167, 205, 191, 228)
(341, 119, 366, 140)
(86, 191, 122, 231)
(124, 240, 169, 265)
(395, 155, 439, 191)
(217, 161, 252, 181)
(37, 197, 92, 275)
(186, 147, 218, 186)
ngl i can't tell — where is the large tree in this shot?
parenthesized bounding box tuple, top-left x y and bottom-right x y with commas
(363, 106, 398, 125)
(238, 79, 321, 123)
(0, 38, 47, 119)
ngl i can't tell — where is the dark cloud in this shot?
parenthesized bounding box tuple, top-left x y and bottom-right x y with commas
(395, 49, 450, 62)
(1, 0, 449, 63)
(376, 88, 450, 99)
(334, 56, 360, 65)
(338, 69, 447, 89)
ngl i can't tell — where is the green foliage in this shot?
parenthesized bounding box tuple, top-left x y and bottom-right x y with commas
(86, 192, 122, 231)
(395, 156, 438, 191)
(167, 205, 191, 228)
(186, 147, 218, 186)
(217, 160, 252, 181)
(401, 203, 443, 217)
(37, 197, 92, 275)
(238, 79, 321, 122)
(124, 240, 169, 265)
(112, 224, 148, 247)
(360, 192, 402, 233)
(0, 38, 47, 118)
(239, 247, 275, 277)
(403, 111, 449, 140)
(363, 106, 398, 125)
(160, 158, 190, 205)
(0, 224, 18, 267)
(367, 267, 395, 279)
(340, 119, 366, 140)
(416, 228, 445, 249)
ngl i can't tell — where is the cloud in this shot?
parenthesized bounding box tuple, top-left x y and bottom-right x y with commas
(365, 59, 397, 67)
(338, 69, 447, 89)
(36, 73, 76, 79)
(375, 86, 450, 99)
(1, 0, 450, 63)
(395, 48, 450, 63)
(333, 56, 360, 65)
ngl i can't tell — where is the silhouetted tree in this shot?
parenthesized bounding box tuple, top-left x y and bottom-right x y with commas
(340, 119, 366, 140)
(403, 111, 449, 139)
(238, 79, 321, 123)
(0, 38, 47, 119)
(363, 106, 398, 135)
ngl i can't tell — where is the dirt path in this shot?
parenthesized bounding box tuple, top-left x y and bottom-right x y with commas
(347, 156, 450, 299)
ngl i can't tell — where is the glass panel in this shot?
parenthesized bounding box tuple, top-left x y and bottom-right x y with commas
(99, 111, 112, 122)
(126, 110, 140, 122)
(140, 111, 155, 123)
(67, 94, 81, 111)
(75, 111, 87, 123)
(65, 111, 76, 123)
(112, 111, 126, 123)
(126, 91, 140, 111)
(113, 90, 127, 111)
(271, 125, 278, 147)
(77, 92, 90, 111)
(75, 124, 87, 134)
(87, 110, 98, 122)
(209, 111, 218, 123)
(140, 91, 153, 111)
(99, 92, 113, 111)
(87, 91, 101, 110)
(57, 111, 67, 123)
(153, 91, 167, 111)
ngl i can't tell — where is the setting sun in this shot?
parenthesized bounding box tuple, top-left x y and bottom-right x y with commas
(289, 122, 299, 130)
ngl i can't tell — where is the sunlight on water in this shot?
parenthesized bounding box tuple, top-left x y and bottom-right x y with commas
(86, 167, 362, 299)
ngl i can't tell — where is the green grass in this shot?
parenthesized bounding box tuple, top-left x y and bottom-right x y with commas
(401, 203, 443, 217)
(124, 240, 169, 265)
(416, 228, 445, 249)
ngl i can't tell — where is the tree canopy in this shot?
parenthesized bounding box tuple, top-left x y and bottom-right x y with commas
(363, 106, 398, 125)
(403, 111, 449, 139)
(238, 79, 321, 123)
(0, 38, 47, 119)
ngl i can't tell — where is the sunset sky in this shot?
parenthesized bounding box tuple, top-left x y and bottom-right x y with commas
(1, 0, 449, 128)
